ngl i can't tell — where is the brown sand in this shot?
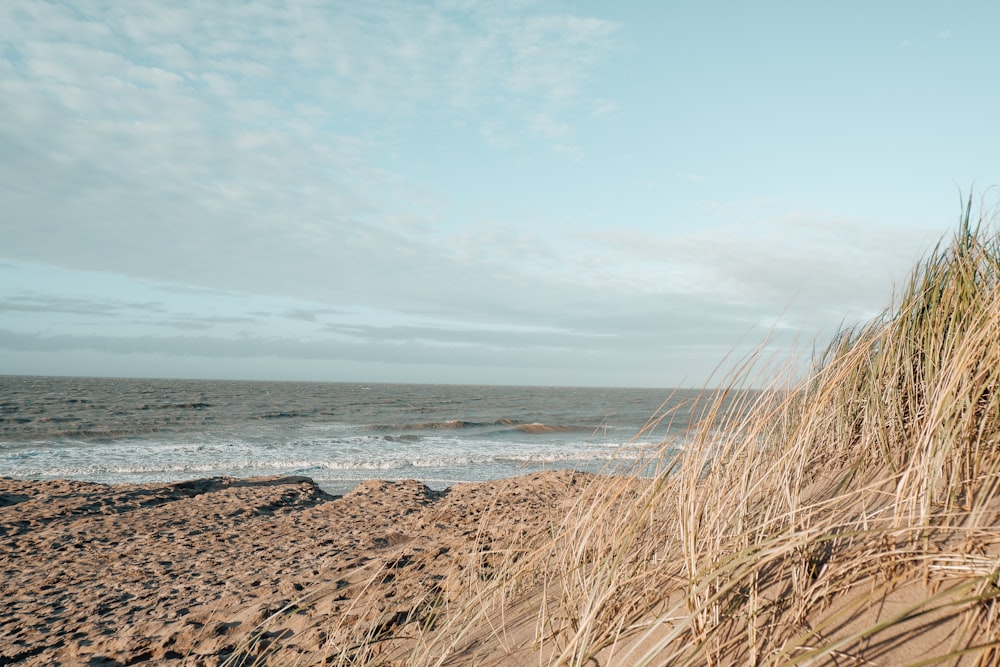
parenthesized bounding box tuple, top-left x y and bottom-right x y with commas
(6, 472, 996, 666)
(0, 471, 588, 666)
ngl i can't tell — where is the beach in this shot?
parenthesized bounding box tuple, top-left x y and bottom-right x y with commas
(1, 471, 590, 666)
(6, 221, 1000, 665)
(7, 468, 996, 667)
(0, 378, 679, 665)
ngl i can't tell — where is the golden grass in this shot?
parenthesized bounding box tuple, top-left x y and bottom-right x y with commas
(247, 196, 1000, 665)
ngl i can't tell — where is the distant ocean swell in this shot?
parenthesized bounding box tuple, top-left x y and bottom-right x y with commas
(369, 419, 585, 433)
(0, 377, 698, 492)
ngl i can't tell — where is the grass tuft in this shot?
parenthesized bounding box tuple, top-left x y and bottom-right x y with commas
(281, 196, 1000, 665)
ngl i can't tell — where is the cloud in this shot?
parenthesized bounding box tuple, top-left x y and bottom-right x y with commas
(480, 121, 519, 149)
(0, 284, 761, 386)
(584, 213, 940, 335)
(0, 251, 775, 387)
(591, 99, 618, 116)
(552, 143, 584, 160)
(530, 112, 572, 138)
(0, 295, 127, 317)
(0, 0, 621, 315)
(0, 321, 636, 369)
(6, 1, 957, 387)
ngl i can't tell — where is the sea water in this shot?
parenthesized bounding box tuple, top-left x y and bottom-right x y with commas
(0, 376, 699, 494)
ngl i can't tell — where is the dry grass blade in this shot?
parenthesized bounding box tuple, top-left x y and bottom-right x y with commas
(282, 196, 1000, 666)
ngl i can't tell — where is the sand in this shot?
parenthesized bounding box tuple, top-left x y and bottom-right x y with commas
(5, 472, 998, 666)
(1, 471, 589, 666)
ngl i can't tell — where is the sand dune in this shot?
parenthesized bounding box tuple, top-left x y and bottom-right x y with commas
(0, 472, 587, 666)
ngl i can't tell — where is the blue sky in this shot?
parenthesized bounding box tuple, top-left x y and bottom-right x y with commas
(2, 1, 998, 387)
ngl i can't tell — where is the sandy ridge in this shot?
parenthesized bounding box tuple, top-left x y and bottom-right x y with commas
(0, 471, 588, 666)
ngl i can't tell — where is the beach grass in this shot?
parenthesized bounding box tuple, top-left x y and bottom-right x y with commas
(236, 196, 1000, 665)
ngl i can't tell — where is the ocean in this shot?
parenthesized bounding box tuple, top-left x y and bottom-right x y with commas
(0, 376, 698, 494)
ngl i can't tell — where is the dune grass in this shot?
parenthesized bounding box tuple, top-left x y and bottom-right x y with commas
(241, 196, 1000, 665)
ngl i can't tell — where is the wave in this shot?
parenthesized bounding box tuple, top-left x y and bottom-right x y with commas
(138, 402, 212, 410)
(6, 446, 664, 478)
(0, 428, 150, 441)
(382, 434, 421, 443)
(370, 420, 481, 431)
(513, 423, 580, 434)
(370, 418, 586, 433)
(254, 411, 311, 420)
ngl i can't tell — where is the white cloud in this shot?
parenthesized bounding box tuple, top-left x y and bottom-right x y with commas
(200, 71, 237, 97)
(530, 112, 572, 138)
(480, 121, 519, 149)
(584, 214, 940, 335)
(0, 256, 772, 386)
(591, 99, 618, 116)
(552, 143, 584, 161)
(16, 1, 953, 385)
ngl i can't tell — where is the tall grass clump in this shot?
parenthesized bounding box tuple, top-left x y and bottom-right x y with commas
(311, 198, 1000, 666)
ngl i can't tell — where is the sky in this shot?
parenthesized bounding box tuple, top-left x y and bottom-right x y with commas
(2, 1, 999, 388)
